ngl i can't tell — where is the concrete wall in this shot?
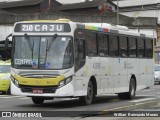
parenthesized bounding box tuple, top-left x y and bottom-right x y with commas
(0, 25, 13, 41)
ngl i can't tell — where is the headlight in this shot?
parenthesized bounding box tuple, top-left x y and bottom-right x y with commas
(11, 76, 19, 87)
(59, 76, 72, 88)
(2, 75, 10, 80)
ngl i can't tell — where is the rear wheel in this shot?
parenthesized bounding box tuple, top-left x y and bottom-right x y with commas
(31, 97, 45, 104)
(118, 78, 136, 99)
(79, 81, 94, 105)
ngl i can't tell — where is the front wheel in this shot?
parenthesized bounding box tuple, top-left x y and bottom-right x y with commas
(79, 81, 94, 105)
(31, 97, 45, 104)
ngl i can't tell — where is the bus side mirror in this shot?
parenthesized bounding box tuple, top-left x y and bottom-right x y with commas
(5, 33, 12, 50)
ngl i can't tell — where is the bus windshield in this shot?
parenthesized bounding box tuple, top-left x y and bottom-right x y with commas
(12, 36, 73, 69)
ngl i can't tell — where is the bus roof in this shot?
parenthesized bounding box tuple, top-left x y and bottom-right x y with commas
(77, 23, 153, 38)
(15, 19, 153, 38)
(21, 19, 72, 23)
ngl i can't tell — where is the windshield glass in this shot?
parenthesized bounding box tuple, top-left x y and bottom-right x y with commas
(155, 65, 160, 71)
(12, 36, 73, 69)
(0, 65, 10, 73)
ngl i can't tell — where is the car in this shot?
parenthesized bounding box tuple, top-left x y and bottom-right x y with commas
(154, 64, 160, 84)
(0, 60, 11, 94)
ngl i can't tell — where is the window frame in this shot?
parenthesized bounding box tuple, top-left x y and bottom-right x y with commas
(119, 35, 129, 58)
(98, 32, 109, 57)
(86, 30, 98, 57)
(108, 33, 119, 57)
(137, 38, 145, 58)
(128, 36, 137, 58)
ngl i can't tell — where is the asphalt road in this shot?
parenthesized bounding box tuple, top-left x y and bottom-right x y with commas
(0, 84, 160, 120)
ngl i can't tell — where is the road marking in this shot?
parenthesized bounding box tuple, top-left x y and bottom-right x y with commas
(20, 97, 30, 100)
(136, 95, 155, 97)
(55, 98, 78, 101)
(110, 98, 119, 102)
(0, 95, 25, 99)
(142, 89, 155, 92)
(0, 95, 10, 97)
(102, 101, 156, 114)
(129, 98, 156, 103)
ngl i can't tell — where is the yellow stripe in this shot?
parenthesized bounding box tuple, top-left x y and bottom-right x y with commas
(85, 25, 92, 30)
(22, 19, 71, 23)
(22, 20, 57, 23)
(102, 101, 156, 115)
(14, 75, 65, 86)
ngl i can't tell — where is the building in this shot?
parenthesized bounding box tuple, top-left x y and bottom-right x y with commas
(59, 0, 116, 15)
(0, 0, 156, 43)
(113, 0, 160, 63)
(114, 0, 159, 41)
(0, 0, 62, 14)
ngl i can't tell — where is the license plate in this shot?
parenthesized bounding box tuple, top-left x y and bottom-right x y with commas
(32, 89, 43, 94)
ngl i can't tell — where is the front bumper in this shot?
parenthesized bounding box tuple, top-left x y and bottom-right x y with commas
(11, 80, 74, 97)
(154, 77, 160, 83)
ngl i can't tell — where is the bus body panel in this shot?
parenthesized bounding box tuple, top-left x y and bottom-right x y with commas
(10, 20, 154, 101)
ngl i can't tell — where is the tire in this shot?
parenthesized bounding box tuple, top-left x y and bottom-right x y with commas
(1, 92, 6, 95)
(118, 78, 136, 100)
(31, 97, 45, 104)
(7, 86, 11, 95)
(79, 81, 94, 105)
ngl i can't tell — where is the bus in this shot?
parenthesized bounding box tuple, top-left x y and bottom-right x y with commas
(9, 19, 154, 105)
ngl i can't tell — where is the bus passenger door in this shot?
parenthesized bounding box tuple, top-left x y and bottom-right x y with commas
(100, 58, 114, 93)
(98, 34, 113, 94)
(74, 38, 86, 96)
(112, 35, 128, 93)
(114, 58, 128, 93)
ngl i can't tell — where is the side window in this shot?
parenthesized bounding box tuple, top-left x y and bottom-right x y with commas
(74, 29, 86, 71)
(129, 37, 137, 57)
(145, 39, 153, 58)
(109, 35, 119, 57)
(119, 36, 128, 57)
(138, 38, 145, 58)
(98, 33, 109, 56)
(87, 31, 97, 56)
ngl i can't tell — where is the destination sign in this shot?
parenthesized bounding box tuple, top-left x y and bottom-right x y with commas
(14, 23, 71, 32)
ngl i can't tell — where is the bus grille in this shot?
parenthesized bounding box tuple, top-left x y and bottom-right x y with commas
(19, 85, 58, 93)
(18, 71, 59, 78)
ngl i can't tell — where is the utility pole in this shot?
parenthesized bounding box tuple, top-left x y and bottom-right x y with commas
(117, 0, 119, 25)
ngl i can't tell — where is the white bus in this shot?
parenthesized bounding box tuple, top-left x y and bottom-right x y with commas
(9, 19, 154, 105)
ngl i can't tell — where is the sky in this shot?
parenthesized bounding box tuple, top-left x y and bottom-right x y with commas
(0, 0, 86, 4)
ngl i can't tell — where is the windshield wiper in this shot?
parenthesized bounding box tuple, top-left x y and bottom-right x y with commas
(24, 33, 33, 51)
(46, 34, 58, 51)
(44, 34, 58, 67)
(24, 33, 34, 63)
